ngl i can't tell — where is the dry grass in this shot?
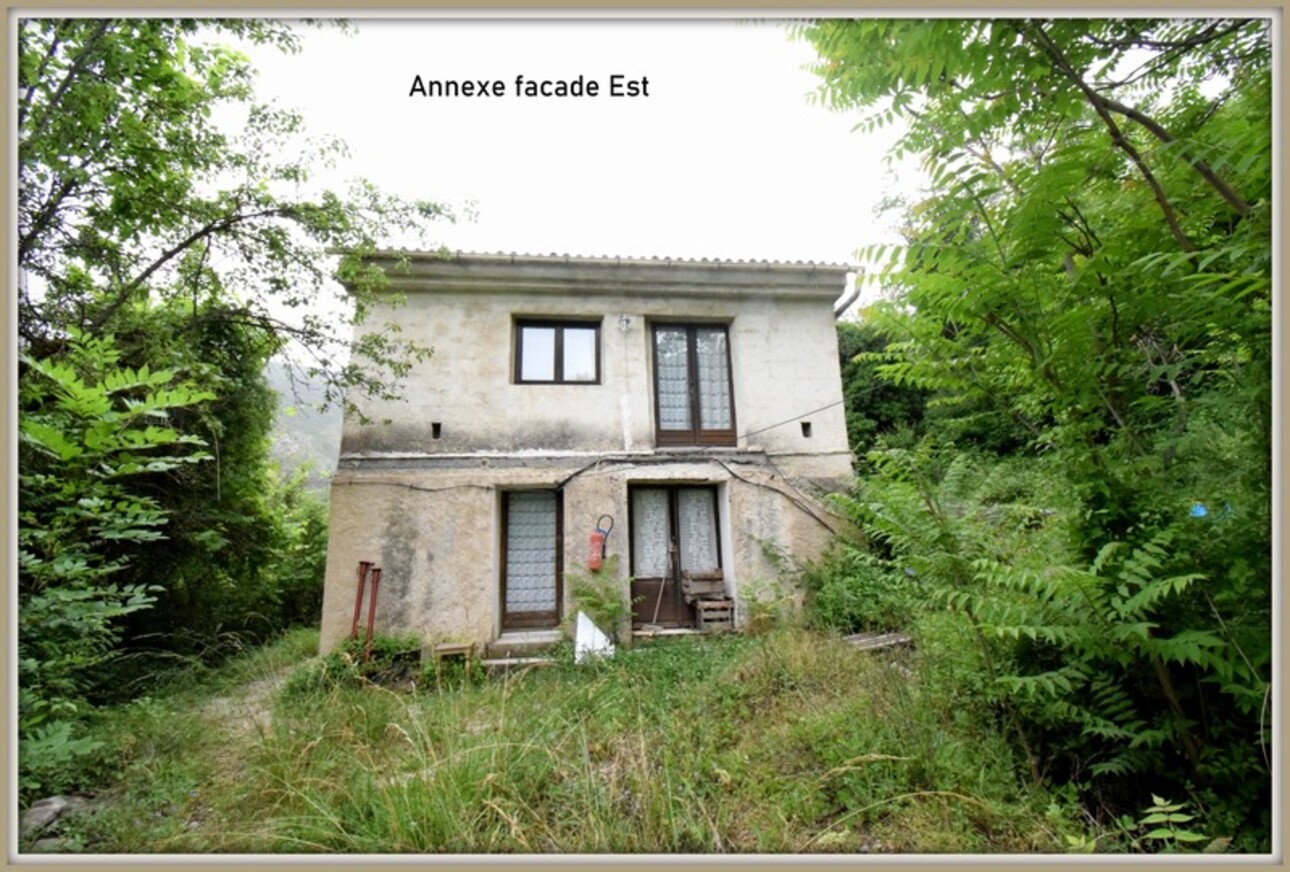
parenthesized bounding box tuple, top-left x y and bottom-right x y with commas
(57, 625, 1079, 855)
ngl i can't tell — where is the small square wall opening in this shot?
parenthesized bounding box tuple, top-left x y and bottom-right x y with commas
(432, 422, 443, 439)
(800, 421, 812, 438)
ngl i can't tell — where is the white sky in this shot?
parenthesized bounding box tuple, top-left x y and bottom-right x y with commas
(236, 18, 923, 268)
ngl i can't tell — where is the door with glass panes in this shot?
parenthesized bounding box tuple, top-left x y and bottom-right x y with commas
(652, 324, 735, 446)
(629, 485, 722, 628)
(501, 491, 562, 631)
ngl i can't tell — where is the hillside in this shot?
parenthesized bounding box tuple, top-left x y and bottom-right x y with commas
(265, 360, 343, 490)
(18, 627, 1121, 854)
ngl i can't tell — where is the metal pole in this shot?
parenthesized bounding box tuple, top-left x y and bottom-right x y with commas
(363, 567, 382, 664)
(351, 561, 372, 640)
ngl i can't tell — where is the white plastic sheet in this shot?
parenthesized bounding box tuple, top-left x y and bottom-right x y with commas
(574, 611, 615, 664)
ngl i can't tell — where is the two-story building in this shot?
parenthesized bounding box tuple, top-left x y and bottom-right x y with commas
(319, 251, 856, 655)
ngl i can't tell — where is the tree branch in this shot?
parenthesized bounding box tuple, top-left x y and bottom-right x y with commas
(1092, 93, 1250, 216)
(86, 206, 297, 332)
(18, 175, 79, 265)
(1084, 19, 1243, 52)
(17, 21, 67, 129)
(1022, 23, 1196, 253)
(20, 20, 113, 143)
(1089, 20, 1253, 90)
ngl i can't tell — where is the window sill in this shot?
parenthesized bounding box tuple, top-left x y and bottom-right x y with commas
(651, 445, 743, 454)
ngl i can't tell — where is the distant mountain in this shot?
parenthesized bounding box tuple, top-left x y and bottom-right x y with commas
(266, 359, 343, 491)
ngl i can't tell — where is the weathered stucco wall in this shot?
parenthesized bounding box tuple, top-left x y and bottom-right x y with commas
(337, 256, 854, 489)
(319, 459, 841, 653)
(320, 253, 856, 653)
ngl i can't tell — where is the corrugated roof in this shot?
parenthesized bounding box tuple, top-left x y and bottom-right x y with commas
(402, 249, 858, 271)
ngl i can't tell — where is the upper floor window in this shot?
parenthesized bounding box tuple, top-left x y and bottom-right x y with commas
(515, 320, 600, 384)
(653, 323, 735, 446)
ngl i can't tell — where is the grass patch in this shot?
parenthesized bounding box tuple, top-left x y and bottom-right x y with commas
(34, 626, 1086, 854)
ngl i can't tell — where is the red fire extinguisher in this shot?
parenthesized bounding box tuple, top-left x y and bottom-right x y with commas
(588, 514, 614, 572)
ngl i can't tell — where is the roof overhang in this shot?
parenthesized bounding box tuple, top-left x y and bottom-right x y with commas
(347, 250, 856, 303)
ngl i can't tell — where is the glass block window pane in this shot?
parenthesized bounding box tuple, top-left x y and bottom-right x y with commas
(563, 327, 597, 382)
(519, 327, 555, 381)
(631, 488, 670, 577)
(678, 488, 719, 574)
(655, 328, 691, 430)
(695, 328, 732, 430)
(505, 492, 557, 613)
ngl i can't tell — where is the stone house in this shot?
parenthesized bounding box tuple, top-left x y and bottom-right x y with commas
(319, 252, 856, 656)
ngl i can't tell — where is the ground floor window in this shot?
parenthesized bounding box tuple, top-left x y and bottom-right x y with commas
(501, 490, 562, 630)
(629, 484, 722, 628)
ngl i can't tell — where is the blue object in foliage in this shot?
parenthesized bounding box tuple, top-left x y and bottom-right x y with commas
(1190, 503, 1209, 518)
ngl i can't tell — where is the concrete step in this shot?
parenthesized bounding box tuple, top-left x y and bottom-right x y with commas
(486, 630, 563, 659)
(480, 656, 557, 674)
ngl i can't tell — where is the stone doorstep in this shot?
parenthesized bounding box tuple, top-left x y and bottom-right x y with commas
(485, 622, 738, 659)
(485, 629, 564, 660)
(479, 656, 557, 674)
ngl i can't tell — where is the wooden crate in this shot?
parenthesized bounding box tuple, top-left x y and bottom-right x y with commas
(682, 570, 726, 603)
(696, 599, 734, 632)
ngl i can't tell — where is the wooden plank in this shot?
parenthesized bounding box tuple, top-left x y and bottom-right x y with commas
(481, 657, 556, 671)
(844, 632, 913, 652)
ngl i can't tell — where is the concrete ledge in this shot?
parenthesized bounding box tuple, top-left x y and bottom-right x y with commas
(631, 628, 704, 639)
(335, 449, 775, 472)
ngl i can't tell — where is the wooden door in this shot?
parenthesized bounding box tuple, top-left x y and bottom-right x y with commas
(629, 486, 721, 628)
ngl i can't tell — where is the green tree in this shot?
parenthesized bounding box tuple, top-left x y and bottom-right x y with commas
(800, 18, 1271, 844)
(18, 18, 443, 405)
(18, 330, 214, 738)
(16, 19, 443, 742)
(91, 300, 303, 675)
(835, 318, 927, 457)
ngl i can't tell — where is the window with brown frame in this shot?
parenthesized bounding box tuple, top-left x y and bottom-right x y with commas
(515, 320, 601, 384)
(652, 323, 736, 446)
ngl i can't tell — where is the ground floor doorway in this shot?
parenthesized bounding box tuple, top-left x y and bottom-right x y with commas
(629, 484, 722, 629)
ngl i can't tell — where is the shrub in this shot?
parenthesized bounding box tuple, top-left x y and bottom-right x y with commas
(566, 556, 636, 643)
(281, 633, 422, 698)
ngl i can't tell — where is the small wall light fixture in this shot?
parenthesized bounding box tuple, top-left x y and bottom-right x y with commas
(618, 314, 632, 332)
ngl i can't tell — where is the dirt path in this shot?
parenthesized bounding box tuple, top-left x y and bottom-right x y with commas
(199, 671, 288, 738)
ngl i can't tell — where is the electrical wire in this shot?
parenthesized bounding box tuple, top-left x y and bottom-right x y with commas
(342, 452, 845, 534)
(738, 399, 846, 442)
(713, 459, 842, 536)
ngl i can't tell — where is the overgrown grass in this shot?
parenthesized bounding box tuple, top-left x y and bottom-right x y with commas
(32, 624, 1103, 854)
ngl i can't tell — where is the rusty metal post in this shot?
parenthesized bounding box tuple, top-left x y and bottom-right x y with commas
(363, 567, 381, 664)
(350, 561, 373, 640)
